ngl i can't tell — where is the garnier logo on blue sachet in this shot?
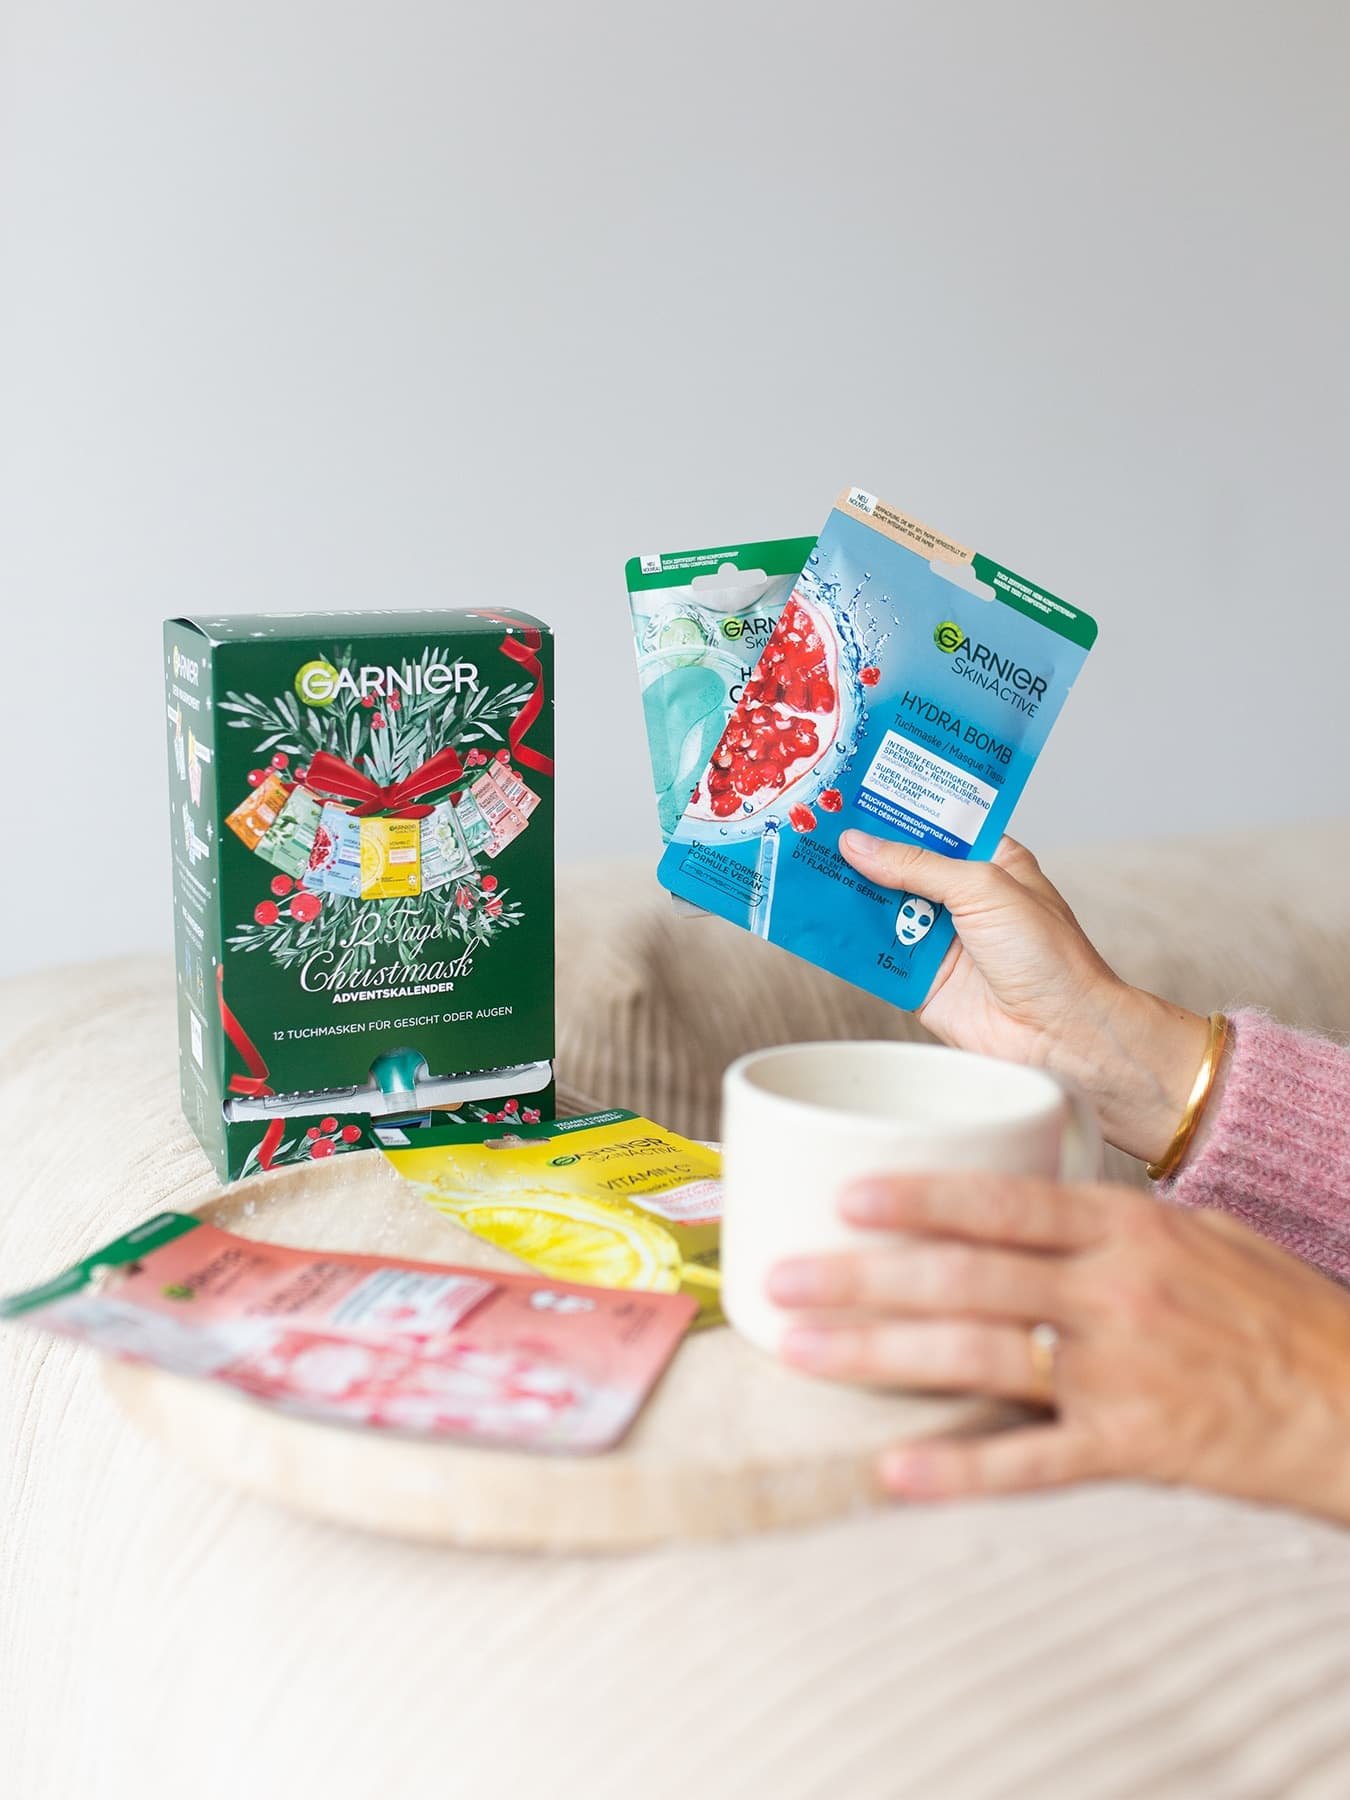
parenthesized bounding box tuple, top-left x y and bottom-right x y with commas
(654, 490, 1097, 1010)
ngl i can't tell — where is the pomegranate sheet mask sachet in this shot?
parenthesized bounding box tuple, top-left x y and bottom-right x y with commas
(626, 537, 816, 841)
(656, 489, 1097, 1008)
(0, 1213, 696, 1453)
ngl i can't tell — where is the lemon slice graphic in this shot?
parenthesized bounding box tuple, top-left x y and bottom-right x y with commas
(359, 833, 382, 885)
(445, 1193, 685, 1292)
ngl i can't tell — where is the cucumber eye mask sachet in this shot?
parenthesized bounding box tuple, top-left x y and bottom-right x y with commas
(655, 489, 1097, 1009)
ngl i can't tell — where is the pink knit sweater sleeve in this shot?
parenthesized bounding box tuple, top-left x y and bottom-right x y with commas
(1160, 1009, 1350, 1284)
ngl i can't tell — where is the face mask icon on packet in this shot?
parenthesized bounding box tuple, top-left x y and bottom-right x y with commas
(655, 488, 1098, 1010)
(895, 892, 942, 948)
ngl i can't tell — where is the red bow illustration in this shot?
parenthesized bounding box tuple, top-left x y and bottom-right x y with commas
(468, 612, 555, 778)
(218, 966, 285, 1172)
(303, 744, 464, 818)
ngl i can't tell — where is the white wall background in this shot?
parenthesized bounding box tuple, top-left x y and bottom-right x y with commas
(1, 2, 1347, 977)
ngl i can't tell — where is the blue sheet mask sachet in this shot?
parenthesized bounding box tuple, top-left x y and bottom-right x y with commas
(655, 488, 1098, 1008)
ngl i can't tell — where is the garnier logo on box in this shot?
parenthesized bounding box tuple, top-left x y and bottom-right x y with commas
(295, 656, 481, 705)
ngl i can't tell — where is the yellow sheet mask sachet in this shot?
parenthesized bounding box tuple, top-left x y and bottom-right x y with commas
(375, 1109, 723, 1324)
(359, 816, 422, 898)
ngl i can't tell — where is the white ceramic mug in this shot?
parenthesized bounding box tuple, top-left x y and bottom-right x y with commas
(720, 1040, 1102, 1356)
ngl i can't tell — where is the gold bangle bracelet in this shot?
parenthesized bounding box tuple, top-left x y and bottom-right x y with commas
(1146, 1011, 1231, 1182)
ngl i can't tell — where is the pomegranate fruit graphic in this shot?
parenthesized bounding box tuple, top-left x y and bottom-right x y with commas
(687, 593, 841, 824)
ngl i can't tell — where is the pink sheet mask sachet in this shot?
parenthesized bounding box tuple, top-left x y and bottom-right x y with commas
(0, 1212, 697, 1454)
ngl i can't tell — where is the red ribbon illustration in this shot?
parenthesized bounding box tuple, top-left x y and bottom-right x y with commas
(469, 612, 555, 778)
(303, 744, 464, 818)
(217, 966, 285, 1172)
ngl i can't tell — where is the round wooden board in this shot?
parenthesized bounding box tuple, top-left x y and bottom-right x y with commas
(105, 1150, 1007, 1551)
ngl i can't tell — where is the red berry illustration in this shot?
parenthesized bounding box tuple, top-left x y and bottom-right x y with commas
(270, 873, 295, 896)
(371, 713, 385, 730)
(480, 875, 498, 893)
(482, 1111, 502, 1124)
(306, 1126, 321, 1141)
(522, 1107, 541, 1124)
(693, 594, 841, 820)
(818, 788, 843, 812)
(289, 892, 322, 924)
(789, 804, 817, 833)
(309, 1138, 336, 1159)
(246, 769, 265, 787)
(455, 887, 473, 908)
(388, 694, 401, 710)
(295, 763, 309, 780)
(270, 752, 289, 769)
(503, 1098, 519, 1114)
(860, 665, 881, 687)
(253, 900, 280, 925)
(361, 694, 375, 708)
(319, 1116, 338, 1134)
(495, 748, 509, 764)
(340, 1124, 363, 1143)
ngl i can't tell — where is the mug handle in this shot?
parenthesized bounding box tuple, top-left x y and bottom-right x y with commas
(1058, 1081, 1104, 1182)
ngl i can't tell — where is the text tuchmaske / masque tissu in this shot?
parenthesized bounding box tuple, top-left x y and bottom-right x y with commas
(655, 488, 1097, 1008)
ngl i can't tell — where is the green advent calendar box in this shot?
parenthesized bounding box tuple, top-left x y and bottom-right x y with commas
(163, 610, 555, 1181)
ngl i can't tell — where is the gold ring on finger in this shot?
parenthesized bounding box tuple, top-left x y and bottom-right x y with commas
(1027, 1321, 1060, 1406)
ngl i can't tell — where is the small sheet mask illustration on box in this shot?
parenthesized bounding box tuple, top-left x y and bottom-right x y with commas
(420, 799, 477, 890)
(304, 804, 362, 896)
(225, 771, 290, 850)
(467, 758, 539, 857)
(257, 787, 325, 882)
(359, 817, 422, 898)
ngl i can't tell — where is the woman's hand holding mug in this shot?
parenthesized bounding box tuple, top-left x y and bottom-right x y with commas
(720, 1040, 1101, 1357)
(767, 1171, 1350, 1526)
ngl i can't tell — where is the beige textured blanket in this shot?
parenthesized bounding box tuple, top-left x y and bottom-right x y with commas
(4, 827, 1349, 1799)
